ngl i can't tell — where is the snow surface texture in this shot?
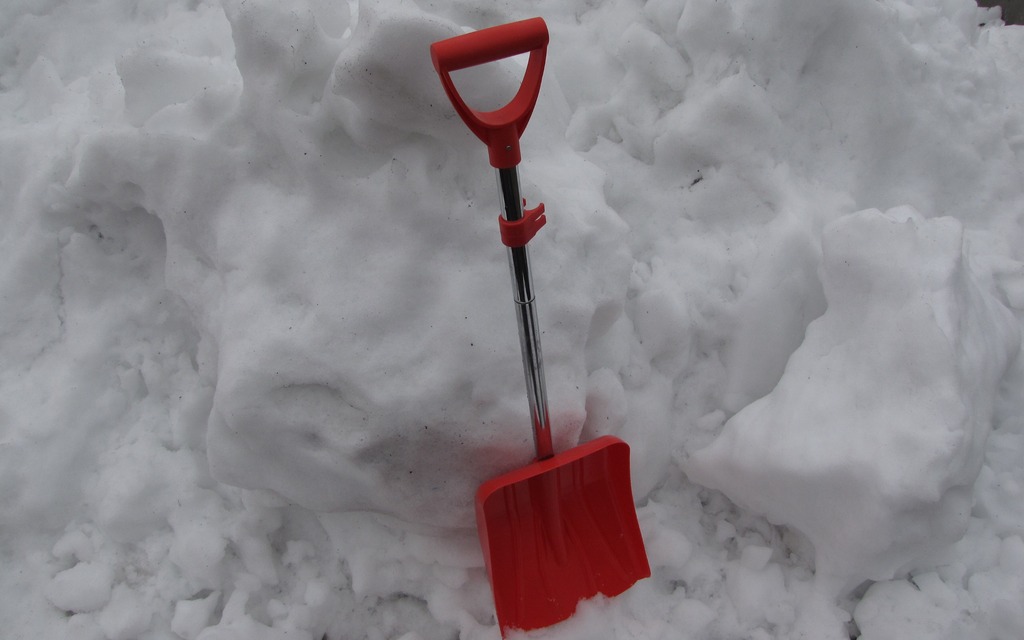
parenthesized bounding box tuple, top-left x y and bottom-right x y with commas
(1, 0, 1023, 639)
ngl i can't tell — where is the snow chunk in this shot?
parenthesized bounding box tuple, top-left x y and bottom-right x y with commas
(45, 562, 115, 613)
(97, 585, 151, 640)
(726, 546, 792, 627)
(172, 591, 221, 640)
(686, 207, 1020, 590)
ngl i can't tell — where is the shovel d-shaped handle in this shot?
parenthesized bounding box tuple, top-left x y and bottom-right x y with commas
(430, 17, 548, 169)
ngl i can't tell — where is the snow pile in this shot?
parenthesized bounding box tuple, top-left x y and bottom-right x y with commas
(2, 0, 1024, 638)
(686, 206, 1020, 589)
(40, 0, 630, 529)
(200, 2, 632, 526)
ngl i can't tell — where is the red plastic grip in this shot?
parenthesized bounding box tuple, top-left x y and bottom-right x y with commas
(430, 18, 548, 168)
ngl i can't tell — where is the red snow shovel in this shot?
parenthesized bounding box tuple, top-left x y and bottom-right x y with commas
(431, 17, 650, 636)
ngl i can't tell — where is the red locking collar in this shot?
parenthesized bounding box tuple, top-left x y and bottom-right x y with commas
(498, 201, 546, 247)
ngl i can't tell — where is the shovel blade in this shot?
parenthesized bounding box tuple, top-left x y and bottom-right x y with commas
(475, 435, 650, 635)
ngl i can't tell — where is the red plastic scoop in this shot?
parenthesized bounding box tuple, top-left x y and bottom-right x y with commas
(431, 18, 650, 636)
(476, 436, 650, 633)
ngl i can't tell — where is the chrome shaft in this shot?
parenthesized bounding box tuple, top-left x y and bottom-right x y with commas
(496, 167, 553, 461)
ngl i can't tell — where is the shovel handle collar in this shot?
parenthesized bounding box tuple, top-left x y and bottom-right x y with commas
(430, 17, 548, 169)
(499, 200, 546, 247)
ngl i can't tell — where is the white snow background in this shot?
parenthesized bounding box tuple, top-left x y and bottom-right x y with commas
(2, 0, 1024, 638)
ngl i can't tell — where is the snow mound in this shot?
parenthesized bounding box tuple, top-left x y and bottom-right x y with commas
(172, 1, 631, 528)
(686, 206, 1020, 590)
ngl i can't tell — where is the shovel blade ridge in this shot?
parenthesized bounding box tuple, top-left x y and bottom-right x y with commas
(475, 436, 651, 635)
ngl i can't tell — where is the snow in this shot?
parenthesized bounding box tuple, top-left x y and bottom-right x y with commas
(686, 206, 1020, 591)
(1, 0, 1023, 639)
(45, 562, 115, 614)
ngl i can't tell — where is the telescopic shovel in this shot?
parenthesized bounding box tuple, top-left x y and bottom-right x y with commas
(430, 17, 650, 636)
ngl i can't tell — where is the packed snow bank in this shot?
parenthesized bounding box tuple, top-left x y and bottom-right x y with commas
(202, 3, 636, 528)
(57, 0, 635, 529)
(686, 206, 1020, 590)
